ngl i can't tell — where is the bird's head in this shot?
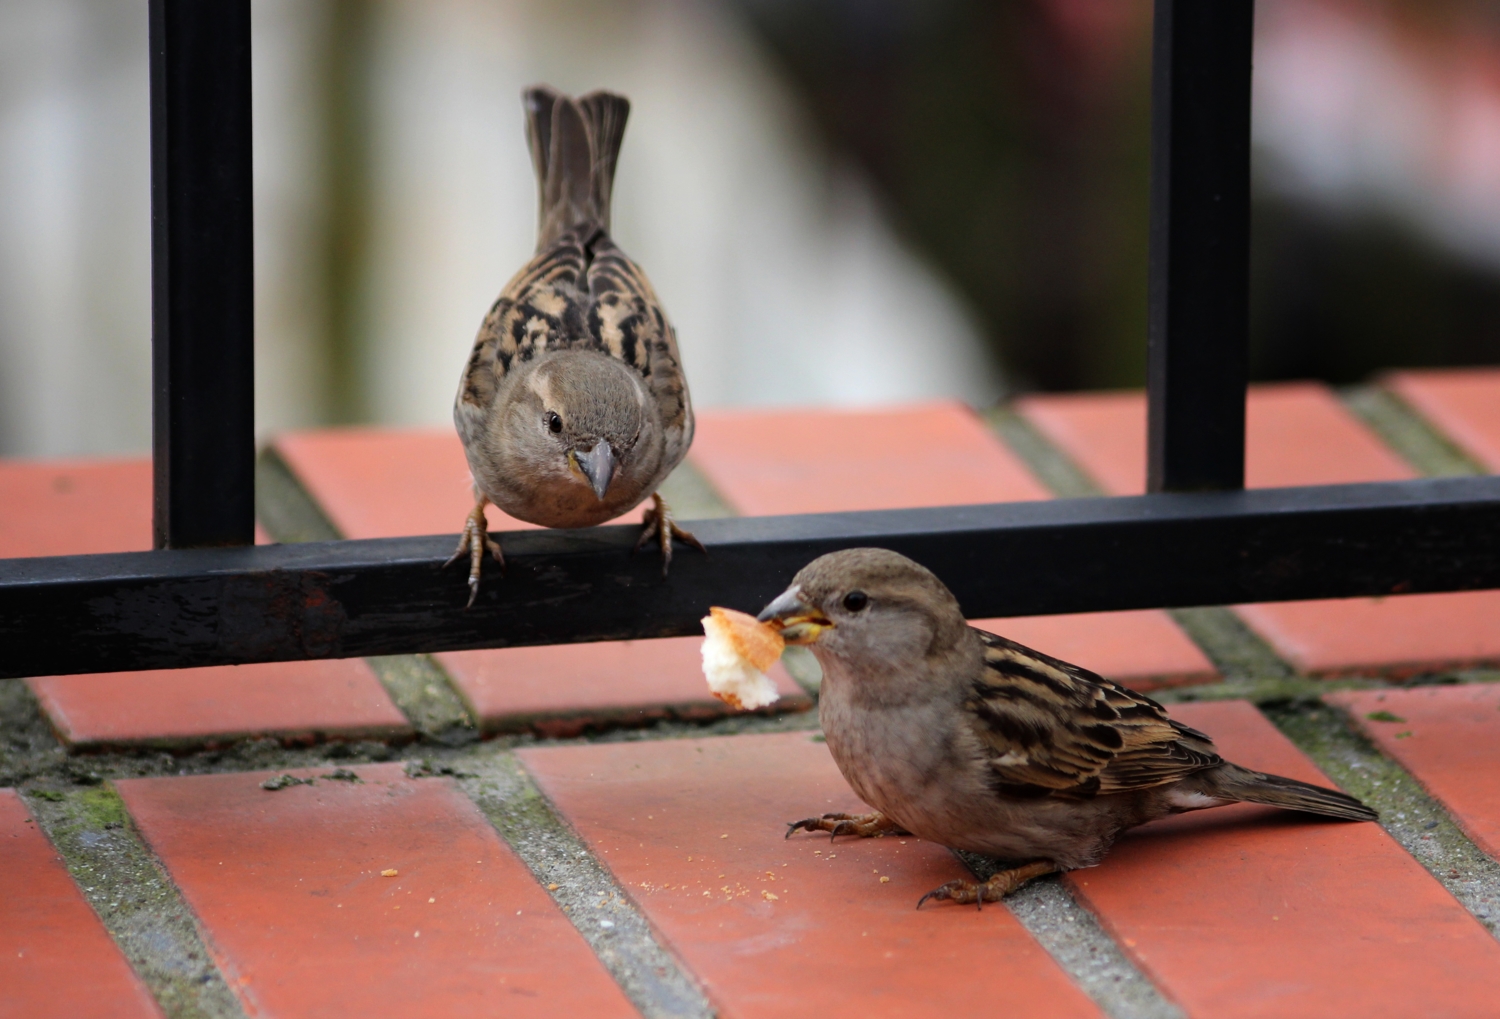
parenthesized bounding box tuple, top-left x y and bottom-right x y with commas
(502, 350, 656, 503)
(757, 548, 968, 667)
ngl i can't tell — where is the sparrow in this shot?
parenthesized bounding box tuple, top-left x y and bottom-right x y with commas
(450, 86, 700, 604)
(758, 548, 1378, 908)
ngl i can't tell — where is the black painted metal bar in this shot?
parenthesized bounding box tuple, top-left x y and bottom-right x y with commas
(4, 477, 1500, 680)
(149, 0, 256, 549)
(1146, 0, 1254, 493)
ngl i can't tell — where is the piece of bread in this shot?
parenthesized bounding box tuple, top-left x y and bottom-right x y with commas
(700, 607, 785, 710)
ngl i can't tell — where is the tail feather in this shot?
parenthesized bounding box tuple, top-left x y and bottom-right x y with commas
(1209, 764, 1378, 822)
(523, 85, 631, 248)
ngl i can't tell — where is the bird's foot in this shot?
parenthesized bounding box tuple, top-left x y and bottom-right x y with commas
(784, 810, 909, 841)
(916, 861, 1058, 910)
(633, 492, 705, 577)
(444, 499, 505, 607)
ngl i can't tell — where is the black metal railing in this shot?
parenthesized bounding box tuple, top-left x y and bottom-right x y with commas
(3, 0, 1499, 680)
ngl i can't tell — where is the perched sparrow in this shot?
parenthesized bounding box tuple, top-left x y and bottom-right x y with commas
(451, 86, 700, 604)
(759, 548, 1377, 907)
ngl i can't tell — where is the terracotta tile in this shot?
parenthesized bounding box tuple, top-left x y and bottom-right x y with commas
(1018, 381, 1413, 496)
(1235, 593, 1500, 676)
(520, 732, 1102, 1019)
(28, 659, 410, 750)
(1386, 367, 1500, 471)
(0, 456, 153, 556)
(0, 789, 164, 1019)
(1067, 700, 1500, 1018)
(973, 611, 1216, 691)
(0, 455, 272, 555)
(274, 426, 646, 540)
(690, 401, 1050, 514)
(692, 402, 1214, 689)
(115, 764, 637, 1019)
(1327, 685, 1500, 861)
(1, 458, 350, 747)
(1018, 382, 1500, 675)
(437, 639, 809, 735)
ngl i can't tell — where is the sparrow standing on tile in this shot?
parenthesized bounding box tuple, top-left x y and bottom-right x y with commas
(759, 548, 1378, 907)
(450, 86, 700, 604)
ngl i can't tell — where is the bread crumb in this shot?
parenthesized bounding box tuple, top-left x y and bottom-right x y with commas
(879, 876, 891, 884)
(381, 869, 398, 877)
(700, 607, 784, 710)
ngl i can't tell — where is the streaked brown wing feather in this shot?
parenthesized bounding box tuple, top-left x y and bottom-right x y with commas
(456, 225, 691, 460)
(967, 630, 1221, 800)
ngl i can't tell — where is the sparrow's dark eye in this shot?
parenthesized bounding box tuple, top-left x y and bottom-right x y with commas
(842, 590, 869, 612)
(546, 412, 563, 434)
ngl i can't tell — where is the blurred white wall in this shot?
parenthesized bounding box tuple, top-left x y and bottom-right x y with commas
(0, 0, 999, 459)
(0, 0, 150, 457)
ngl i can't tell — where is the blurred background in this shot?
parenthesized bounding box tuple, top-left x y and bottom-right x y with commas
(2, 0, 1499, 457)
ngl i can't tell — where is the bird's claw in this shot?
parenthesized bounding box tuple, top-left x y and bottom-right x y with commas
(783, 811, 906, 841)
(915, 861, 1058, 911)
(917, 880, 980, 910)
(446, 500, 505, 607)
(634, 493, 705, 577)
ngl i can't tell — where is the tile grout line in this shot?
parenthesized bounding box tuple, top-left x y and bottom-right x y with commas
(20, 785, 248, 1019)
(255, 447, 477, 741)
(1263, 698, 1500, 942)
(1331, 385, 1500, 925)
(1338, 384, 1486, 478)
(453, 752, 717, 1019)
(957, 850, 1186, 1019)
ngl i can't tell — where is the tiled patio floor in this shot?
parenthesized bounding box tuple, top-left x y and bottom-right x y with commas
(4, 369, 1500, 1017)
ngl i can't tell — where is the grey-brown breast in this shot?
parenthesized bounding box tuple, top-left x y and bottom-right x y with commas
(456, 223, 692, 464)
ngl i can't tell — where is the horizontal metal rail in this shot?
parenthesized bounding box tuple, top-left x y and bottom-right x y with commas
(3, 476, 1499, 680)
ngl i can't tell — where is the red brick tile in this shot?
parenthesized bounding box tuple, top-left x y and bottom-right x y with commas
(115, 764, 637, 1018)
(692, 402, 1214, 689)
(2, 459, 355, 747)
(1327, 685, 1500, 861)
(0, 789, 164, 1019)
(274, 427, 526, 538)
(1234, 594, 1500, 677)
(0, 455, 272, 555)
(520, 733, 1102, 1019)
(28, 659, 410, 749)
(274, 426, 646, 540)
(1018, 381, 1412, 496)
(437, 639, 809, 735)
(1067, 700, 1500, 1018)
(690, 401, 1050, 514)
(1018, 382, 1500, 675)
(1386, 367, 1500, 471)
(0, 456, 153, 556)
(974, 611, 1216, 691)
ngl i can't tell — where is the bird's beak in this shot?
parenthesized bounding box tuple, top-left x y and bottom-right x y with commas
(757, 585, 833, 645)
(572, 442, 616, 501)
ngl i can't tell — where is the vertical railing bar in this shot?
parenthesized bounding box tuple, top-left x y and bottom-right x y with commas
(149, 0, 256, 549)
(1145, 0, 1254, 493)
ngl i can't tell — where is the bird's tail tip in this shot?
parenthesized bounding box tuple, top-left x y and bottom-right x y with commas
(523, 85, 631, 246)
(1215, 765, 1379, 822)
